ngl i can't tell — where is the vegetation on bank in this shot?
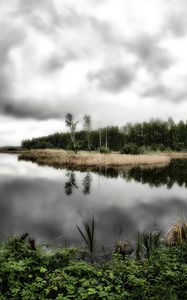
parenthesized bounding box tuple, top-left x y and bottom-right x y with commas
(1, 219, 187, 300)
(18, 149, 177, 168)
(0, 146, 21, 153)
(22, 117, 187, 154)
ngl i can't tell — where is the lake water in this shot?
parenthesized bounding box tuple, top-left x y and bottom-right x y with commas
(0, 153, 187, 249)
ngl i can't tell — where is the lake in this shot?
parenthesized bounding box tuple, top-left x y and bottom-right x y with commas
(0, 153, 187, 249)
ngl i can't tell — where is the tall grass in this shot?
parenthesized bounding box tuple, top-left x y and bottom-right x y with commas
(164, 216, 187, 245)
(135, 231, 142, 261)
(19, 149, 173, 167)
(142, 231, 162, 260)
(134, 230, 162, 260)
(76, 215, 95, 253)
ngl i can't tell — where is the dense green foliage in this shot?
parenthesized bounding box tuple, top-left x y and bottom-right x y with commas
(22, 118, 187, 153)
(120, 143, 141, 155)
(98, 146, 111, 154)
(1, 235, 187, 299)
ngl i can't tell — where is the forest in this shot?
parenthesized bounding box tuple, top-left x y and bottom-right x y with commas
(22, 117, 187, 154)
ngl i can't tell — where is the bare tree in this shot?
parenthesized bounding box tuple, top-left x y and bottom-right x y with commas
(83, 114, 92, 152)
(65, 113, 78, 153)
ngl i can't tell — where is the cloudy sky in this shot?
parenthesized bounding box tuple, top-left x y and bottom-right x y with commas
(1, 0, 187, 145)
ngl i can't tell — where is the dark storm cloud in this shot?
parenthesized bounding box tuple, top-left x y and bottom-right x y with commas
(42, 51, 77, 73)
(0, 23, 25, 99)
(143, 81, 187, 103)
(163, 0, 187, 37)
(88, 65, 135, 93)
(165, 16, 187, 37)
(17, 0, 63, 33)
(0, 93, 93, 120)
(1, 0, 187, 126)
(125, 33, 173, 73)
(1, 101, 62, 120)
(142, 83, 168, 98)
(17, 0, 117, 46)
(0, 22, 26, 120)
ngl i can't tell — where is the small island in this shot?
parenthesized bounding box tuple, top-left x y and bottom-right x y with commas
(18, 116, 187, 168)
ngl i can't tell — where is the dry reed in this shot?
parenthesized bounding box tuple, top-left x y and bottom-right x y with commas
(18, 149, 175, 168)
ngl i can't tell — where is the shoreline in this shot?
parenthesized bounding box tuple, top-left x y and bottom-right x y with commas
(17, 149, 187, 168)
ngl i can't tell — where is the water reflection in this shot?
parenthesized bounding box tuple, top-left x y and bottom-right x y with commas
(65, 171, 78, 195)
(0, 154, 187, 248)
(64, 171, 92, 196)
(82, 172, 92, 195)
(85, 159, 187, 189)
(121, 159, 187, 188)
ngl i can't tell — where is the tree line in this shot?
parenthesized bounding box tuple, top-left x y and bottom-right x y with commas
(22, 115, 187, 153)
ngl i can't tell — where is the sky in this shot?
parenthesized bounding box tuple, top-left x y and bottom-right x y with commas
(1, 0, 187, 146)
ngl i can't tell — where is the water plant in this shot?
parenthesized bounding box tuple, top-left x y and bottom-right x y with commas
(141, 230, 162, 260)
(135, 231, 142, 261)
(76, 215, 95, 253)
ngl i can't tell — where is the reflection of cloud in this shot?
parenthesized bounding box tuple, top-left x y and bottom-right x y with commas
(0, 169, 187, 247)
(134, 197, 187, 232)
(1, 154, 187, 247)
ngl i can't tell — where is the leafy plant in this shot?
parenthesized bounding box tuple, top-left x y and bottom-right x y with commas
(1, 234, 187, 299)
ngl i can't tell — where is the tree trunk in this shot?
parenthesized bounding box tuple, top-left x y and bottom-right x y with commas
(105, 128, 108, 148)
(99, 131, 102, 148)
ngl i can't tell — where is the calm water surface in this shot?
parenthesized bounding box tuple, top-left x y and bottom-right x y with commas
(0, 154, 187, 248)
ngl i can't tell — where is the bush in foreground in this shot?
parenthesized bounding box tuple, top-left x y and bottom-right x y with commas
(0, 234, 187, 299)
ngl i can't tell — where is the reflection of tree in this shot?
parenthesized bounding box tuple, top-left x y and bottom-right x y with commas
(121, 159, 187, 189)
(82, 172, 92, 195)
(65, 171, 78, 195)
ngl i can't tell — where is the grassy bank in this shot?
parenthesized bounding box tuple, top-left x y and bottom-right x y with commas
(1, 227, 187, 299)
(17, 149, 187, 168)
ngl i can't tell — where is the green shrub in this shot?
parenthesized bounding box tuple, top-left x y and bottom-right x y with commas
(98, 147, 111, 154)
(150, 143, 165, 152)
(172, 142, 185, 152)
(1, 236, 187, 299)
(121, 143, 141, 155)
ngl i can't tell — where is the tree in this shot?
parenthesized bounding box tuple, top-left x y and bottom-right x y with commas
(83, 115, 92, 152)
(65, 113, 78, 153)
(105, 127, 108, 148)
